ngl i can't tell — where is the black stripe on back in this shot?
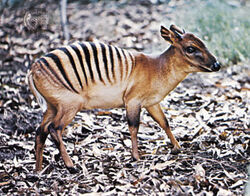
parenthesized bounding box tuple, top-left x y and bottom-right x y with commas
(108, 45, 115, 82)
(39, 58, 72, 91)
(90, 43, 104, 83)
(71, 44, 88, 86)
(129, 52, 135, 68)
(37, 60, 53, 82)
(79, 43, 95, 83)
(115, 47, 122, 61)
(121, 49, 128, 78)
(115, 47, 123, 80)
(58, 47, 83, 89)
(100, 43, 111, 83)
(45, 53, 78, 93)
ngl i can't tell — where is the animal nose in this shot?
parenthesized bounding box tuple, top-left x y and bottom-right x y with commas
(211, 61, 221, 71)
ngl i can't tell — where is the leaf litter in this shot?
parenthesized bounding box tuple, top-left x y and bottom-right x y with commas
(0, 0, 249, 195)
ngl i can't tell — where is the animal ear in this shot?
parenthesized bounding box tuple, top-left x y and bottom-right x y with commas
(160, 25, 175, 44)
(170, 24, 184, 41)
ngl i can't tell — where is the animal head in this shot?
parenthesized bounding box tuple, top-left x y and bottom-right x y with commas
(161, 24, 220, 72)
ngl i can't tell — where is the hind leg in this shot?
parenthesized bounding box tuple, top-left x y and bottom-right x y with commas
(35, 103, 56, 172)
(48, 105, 80, 173)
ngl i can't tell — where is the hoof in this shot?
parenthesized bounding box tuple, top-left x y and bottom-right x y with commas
(132, 153, 140, 161)
(132, 156, 140, 162)
(67, 166, 79, 174)
(171, 146, 181, 155)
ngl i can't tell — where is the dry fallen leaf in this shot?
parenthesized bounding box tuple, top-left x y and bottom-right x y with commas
(194, 164, 206, 182)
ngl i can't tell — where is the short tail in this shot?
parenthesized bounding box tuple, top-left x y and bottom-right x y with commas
(27, 71, 47, 113)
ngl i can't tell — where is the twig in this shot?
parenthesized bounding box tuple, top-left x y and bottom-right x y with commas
(60, 0, 69, 41)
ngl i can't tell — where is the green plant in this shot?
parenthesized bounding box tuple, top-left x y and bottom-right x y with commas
(176, 0, 250, 65)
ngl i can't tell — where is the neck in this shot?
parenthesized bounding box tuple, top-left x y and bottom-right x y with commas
(130, 46, 190, 106)
(158, 46, 189, 88)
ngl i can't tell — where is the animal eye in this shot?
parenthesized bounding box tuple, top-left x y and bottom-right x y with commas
(186, 46, 196, 53)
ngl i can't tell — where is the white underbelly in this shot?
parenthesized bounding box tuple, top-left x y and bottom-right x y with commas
(82, 84, 126, 109)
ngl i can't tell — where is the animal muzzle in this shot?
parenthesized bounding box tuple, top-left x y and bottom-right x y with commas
(210, 61, 221, 72)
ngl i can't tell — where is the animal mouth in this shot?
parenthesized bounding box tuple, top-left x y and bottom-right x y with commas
(199, 61, 221, 72)
(199, 66, 212, 72)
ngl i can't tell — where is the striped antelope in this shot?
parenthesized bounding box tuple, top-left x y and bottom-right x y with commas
(28, 25, 221, 173)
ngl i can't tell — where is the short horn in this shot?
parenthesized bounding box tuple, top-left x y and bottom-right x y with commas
(170, 24, 183, 40)
(170, 24, 184, 35)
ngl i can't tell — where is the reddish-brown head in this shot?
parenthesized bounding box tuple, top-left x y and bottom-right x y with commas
(160, 24, 221, 72)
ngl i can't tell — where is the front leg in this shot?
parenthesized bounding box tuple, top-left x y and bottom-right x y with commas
(125, 100, 141, 160)
(146, 103, 181, 151)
